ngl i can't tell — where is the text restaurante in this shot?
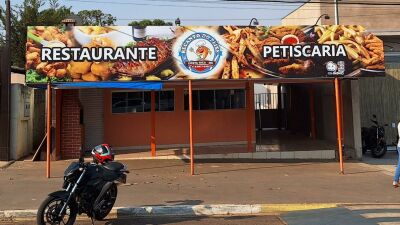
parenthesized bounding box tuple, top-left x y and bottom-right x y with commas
(41, 47, 158, 62)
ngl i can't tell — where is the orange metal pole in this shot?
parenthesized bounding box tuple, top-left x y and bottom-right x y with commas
(46, 83, 52, 178)
(339, 80, 344, 143)
(246, 81, 253, 152)
(189, 80, 194, 175)
(150, 91, 156, 157)
(334, 78, 344, 174)
(309, 85, 316, 139)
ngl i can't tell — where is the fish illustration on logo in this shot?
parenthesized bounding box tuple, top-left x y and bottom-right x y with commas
(192, 40, 211, 60)
(179, 32, 222, 74)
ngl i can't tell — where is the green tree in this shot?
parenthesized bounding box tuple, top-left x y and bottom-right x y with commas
(0, 0, 73, 67)
(0, 1, 117, 67)
(77, 9, 116, 26)
(128, 19, 172, 27)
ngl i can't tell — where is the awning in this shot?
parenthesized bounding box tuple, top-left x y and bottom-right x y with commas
(29, 81, 163, 90)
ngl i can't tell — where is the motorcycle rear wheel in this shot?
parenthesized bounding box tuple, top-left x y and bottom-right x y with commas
(371, 142, 387, 158)
(94, 183, 118, 220)
(37, 195, 77, 225)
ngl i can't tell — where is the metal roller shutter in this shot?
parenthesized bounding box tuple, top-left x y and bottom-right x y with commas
(79, 89, 104, 151)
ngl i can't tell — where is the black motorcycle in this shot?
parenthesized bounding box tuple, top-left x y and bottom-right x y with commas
(36, 157, 129, 225)
(361, 114, 388, 158)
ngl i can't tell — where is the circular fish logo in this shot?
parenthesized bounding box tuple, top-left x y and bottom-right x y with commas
(179, 32, 222, 74)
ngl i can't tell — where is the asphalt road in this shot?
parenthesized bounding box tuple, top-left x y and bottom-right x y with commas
(1, 215, 285, 225)
(4, 204, 400, 225)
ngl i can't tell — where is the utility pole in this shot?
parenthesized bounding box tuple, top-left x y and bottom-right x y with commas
(334, 0, 339, 25)
(0, 0, 11, 161)
(6, 0, 10, 42)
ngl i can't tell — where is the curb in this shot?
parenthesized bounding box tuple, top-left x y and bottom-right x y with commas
(1, 203, 339, 220)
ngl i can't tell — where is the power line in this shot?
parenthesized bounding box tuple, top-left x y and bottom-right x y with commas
(116, 13, 400, 21)
(223, 0, 400, 5)
(140, 0, 400, 9)
(82, 0, 400, 6)
(162, 0, 400, 9)
(134, 0, 296, 5)
(67, 0, 400, 9)
(66, 0, 298, 9)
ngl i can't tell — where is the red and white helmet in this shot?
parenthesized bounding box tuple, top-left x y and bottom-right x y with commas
(91, 144, 114, 164)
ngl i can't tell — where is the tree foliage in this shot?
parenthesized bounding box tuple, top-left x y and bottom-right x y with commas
(0, 1, 168, 68)
(0, 1, 118, 67)
(128, 19, 173, 27)
(77, 10, 116, 26)
(0, 0, 73, 67)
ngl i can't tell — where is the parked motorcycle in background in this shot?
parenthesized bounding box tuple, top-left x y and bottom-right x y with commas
(37, 144, 129, 225)
(361, 114, 388, 158)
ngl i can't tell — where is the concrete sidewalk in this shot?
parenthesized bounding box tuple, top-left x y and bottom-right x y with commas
(0, 161, 14, 169)
(361, 151, 398, 176)
(0, 159, 398, 212)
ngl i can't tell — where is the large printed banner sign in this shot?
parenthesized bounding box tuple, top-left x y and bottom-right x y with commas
(25, 25, 385, 83)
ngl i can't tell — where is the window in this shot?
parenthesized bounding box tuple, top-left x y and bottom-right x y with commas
(157, 91, 175, 111)
(112, 90, 174, 113)
(215, 90, 230, 109)
(199, 90, 215, 110)
(184, 89, 246, 110)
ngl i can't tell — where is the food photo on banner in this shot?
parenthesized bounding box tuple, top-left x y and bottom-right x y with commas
(25, 25, 385, 83)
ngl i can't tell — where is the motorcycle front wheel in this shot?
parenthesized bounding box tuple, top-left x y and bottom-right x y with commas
(37, 195, 77, 225)
(94, 183, 118, 220)
(371, 141, 387, 158)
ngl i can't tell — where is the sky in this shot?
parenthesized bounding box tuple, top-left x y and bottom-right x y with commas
(2, 0, 305, 26)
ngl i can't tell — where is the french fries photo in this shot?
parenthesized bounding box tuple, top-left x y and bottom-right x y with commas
(315, 25, 384, 72)
(222, 25, 314, 78)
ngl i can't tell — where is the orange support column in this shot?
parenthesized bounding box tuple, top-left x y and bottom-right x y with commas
(189, 80, 194, 175)
(339, 79, 344, 143)
(46, 83, 52, 178)
(334, 78, 344, 174)
(309, 85, 316, 139)
(246, 81, 253, 152)
(150, 91, 156, 157)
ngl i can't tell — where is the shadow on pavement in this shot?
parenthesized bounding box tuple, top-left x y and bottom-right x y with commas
(137, 199, 204, 207)
(102, 215, 261, 225)
(282, 206, 400, 225)
(282, 207, 375, 225)
(129, 164, 187, 171)
(197, 162, 331, 175)
(104, 216, 207, 225)
(344, 169, 385, 175)
(164, 200, 204, 205)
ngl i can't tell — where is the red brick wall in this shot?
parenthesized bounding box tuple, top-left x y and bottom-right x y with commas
(60, 90, 82, 159)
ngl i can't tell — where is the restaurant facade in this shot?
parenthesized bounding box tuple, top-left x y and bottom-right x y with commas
(25, 23, 386, 176)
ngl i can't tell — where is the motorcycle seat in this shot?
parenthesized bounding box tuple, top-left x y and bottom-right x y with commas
(103, 162, 124, 171)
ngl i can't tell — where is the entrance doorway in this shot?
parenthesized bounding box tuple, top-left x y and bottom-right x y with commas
(254, 84, 286, 131)
(254, 83, 335, 153)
